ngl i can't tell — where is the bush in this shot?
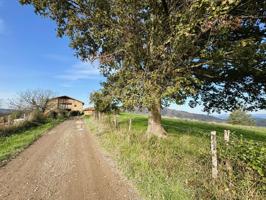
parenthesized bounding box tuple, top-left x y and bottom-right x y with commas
(47, 111, 58, 119)
(228, 109, 255, 126)
(58, 110, 68, 119)
(216, 135, 266, 198)
(220, 135, 265, 178)
(10, 111, 24, 120)
(0, 110, 50, 137)
(28, 110, 46, 123)
(69, 110, 81, 117)
(0, 121, 38, 137)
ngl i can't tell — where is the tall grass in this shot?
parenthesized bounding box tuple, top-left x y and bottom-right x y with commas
(85, 113, 266, 200)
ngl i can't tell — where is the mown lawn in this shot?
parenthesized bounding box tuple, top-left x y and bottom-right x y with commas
(85, 113, 266, 200)
(0, 119, 62, 163)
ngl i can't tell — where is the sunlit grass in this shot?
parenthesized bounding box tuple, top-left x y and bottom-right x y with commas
(0, 120, 62, 162)
(85, 113, 266, 200)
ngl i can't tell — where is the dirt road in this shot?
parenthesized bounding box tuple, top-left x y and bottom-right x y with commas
(0, 119, 140, 200)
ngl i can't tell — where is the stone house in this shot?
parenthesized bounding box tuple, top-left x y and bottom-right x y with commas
(46, 96, 84, 114)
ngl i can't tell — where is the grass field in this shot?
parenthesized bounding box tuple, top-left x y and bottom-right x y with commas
(0, 119, 62, 163)
(85, 113, 266, 200)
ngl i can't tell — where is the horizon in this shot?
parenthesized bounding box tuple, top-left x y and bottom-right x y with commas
(1, 105, 266, 120)
(0, 1, 265, 115)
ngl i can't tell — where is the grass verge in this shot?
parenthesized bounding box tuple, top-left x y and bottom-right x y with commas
(0, 119, 63, 164)
(85, 113, 266, 200)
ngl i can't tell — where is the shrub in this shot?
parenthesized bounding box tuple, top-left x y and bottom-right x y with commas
(228, 109, 255, 126)
(0, 110, 50, 136)
(28, 110, 46, 124)
(0, 121, 37, 137)
(10, 111, 24, 120)
(47, 111, 58, 119)
(69, 110, 81, 117)
(216, 134, 266, 198)
(58, 110, 68, 119)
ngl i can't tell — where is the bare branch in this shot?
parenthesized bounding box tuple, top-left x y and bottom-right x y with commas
(9, 89, 55, 113)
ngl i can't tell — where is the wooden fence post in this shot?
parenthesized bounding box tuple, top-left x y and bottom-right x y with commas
(224, 130, 232, 179)
(114, 115, 118, 129)
(128, 118, 132, 132)
(224, 130, 230, 145)
(211, 131, 218, 179)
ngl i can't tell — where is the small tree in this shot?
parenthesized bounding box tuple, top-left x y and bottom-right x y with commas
(228, 109, 255, 126)
(9, 89, 55, 113)
(90, 90, 119, 119)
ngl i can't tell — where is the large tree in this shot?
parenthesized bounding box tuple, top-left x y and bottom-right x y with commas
(20, 0, 266, 137)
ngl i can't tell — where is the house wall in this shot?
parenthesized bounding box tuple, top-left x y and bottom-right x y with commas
(84, 110, 94, 116)
(46, 97, 84, 114)
(66, 99, 83, 112)
(45, 98, 59, 114)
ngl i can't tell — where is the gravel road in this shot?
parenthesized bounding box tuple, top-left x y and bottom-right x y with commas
(0, 119, 140, 200)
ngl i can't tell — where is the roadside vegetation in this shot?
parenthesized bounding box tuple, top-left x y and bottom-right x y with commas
(0, 111, 65, 164)
(85, 113, 266, 200)
(0, 88, 85, 165)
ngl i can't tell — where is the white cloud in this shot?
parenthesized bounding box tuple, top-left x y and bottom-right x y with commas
(0, 18, 5, 34)
(56, 61, 102, 81)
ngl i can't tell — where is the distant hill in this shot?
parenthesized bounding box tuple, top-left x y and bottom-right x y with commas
(161, 108, 223, 122)
(254, 118, 266, 127)
(135, 108, 223, 122)
(0, 108, 13, 116)
(252, 114, 266, 119)
(215, 113, 266, 127)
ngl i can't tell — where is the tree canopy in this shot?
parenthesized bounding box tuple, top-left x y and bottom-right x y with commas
(89, 90, 119, 114)
(20, 0, 266, 136)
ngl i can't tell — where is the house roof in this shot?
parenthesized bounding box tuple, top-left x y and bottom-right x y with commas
(50, 96, 84, 105)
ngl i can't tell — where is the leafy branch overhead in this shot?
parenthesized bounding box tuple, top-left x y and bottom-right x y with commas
(20, 0, 266, 136)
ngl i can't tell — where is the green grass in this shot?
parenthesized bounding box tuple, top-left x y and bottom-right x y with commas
(0, 119, 62, 163)
(85, 113, 266, 200)
(119, 113, 266, 141)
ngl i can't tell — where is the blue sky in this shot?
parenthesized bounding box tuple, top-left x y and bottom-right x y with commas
(0, 1, 265, 116)
(0, 0, 104, 108)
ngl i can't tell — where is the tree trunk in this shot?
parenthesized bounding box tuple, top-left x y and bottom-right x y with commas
(146, 100, 167, 138)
